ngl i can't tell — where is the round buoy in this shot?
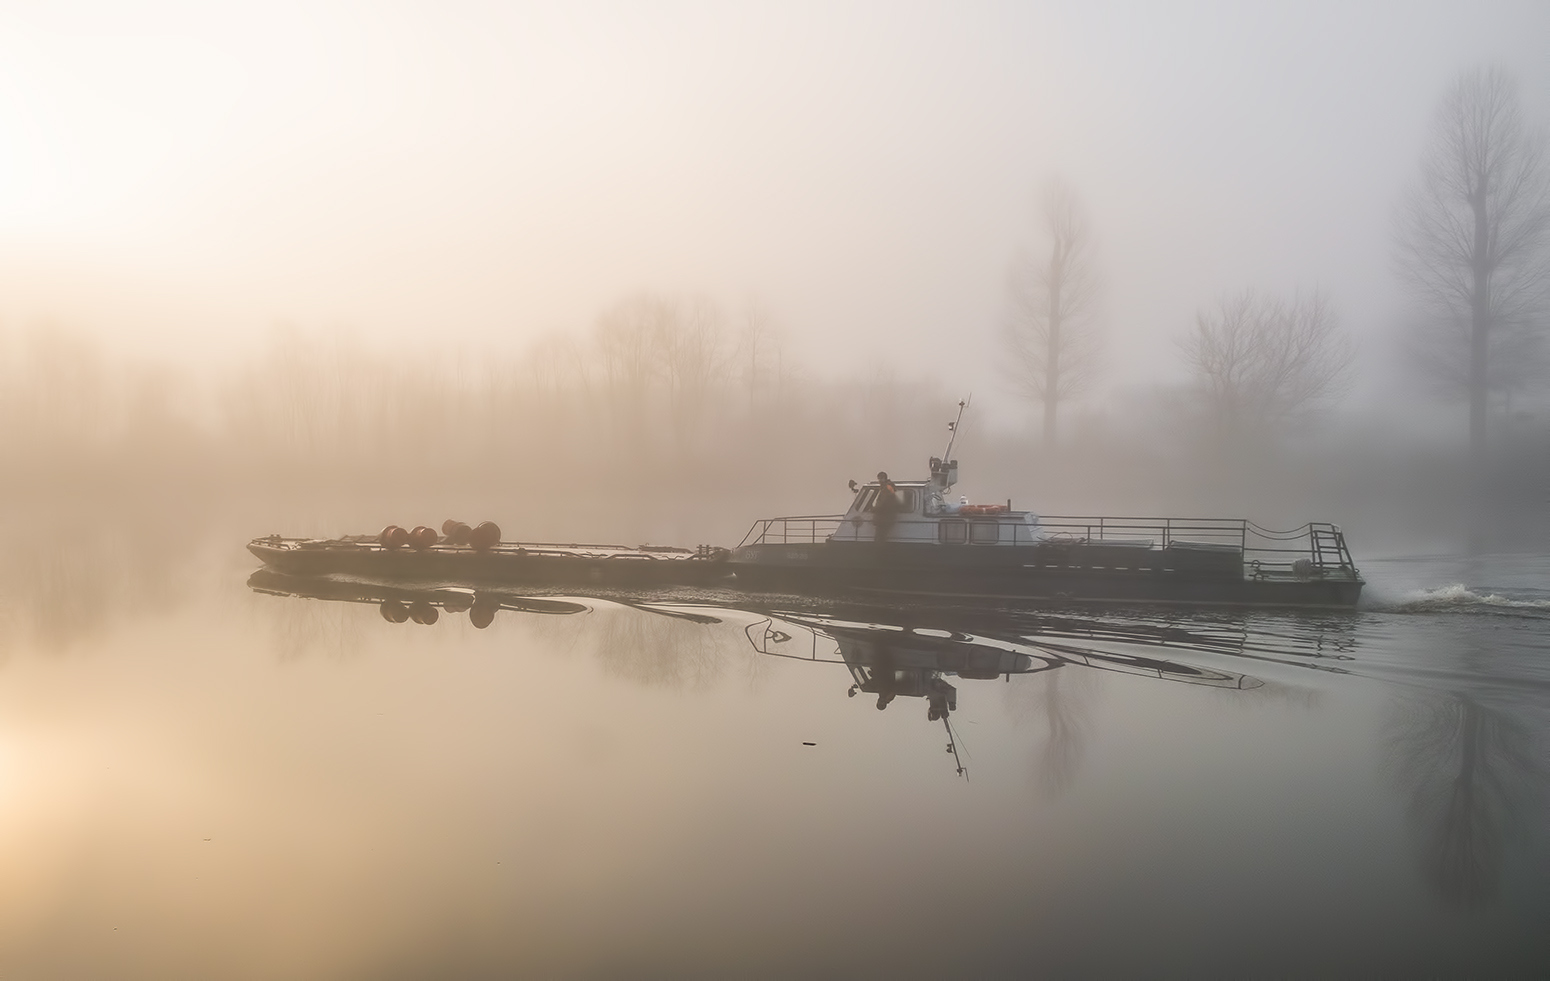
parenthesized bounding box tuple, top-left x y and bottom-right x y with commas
(408, 600, 439, 625)
(440, 518, 462, 535)
(470, 521, 501, 551)
(442, 521, 472, 546)
(380, 599, 410, 623)
(409, 525, 439, 549)
(441, 591, 473, 613)
(380, 525, 410, 549)
(468, 600, 497, 629)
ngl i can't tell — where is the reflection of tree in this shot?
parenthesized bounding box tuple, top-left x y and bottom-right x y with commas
(589, 606, 733, 692)
(0, 511, 195, 659)
(1383, 693, 1540, 906)
(1006, 665, 1103, 799)
(264, 594, 363, 664)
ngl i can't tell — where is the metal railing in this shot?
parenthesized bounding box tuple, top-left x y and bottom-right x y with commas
(1031, 516, 1359, 580)
(737, 513, 1359, 581)
(737, 515, 846, 547)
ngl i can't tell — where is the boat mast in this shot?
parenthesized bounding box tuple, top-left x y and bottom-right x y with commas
(944, 715, 967, 781)
(942, 396, 971, 462)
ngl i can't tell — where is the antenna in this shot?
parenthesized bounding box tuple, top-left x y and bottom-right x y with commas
(941, 395, 971, 462)
(944, 715, 968, 781)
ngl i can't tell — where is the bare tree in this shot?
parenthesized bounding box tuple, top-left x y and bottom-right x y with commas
(517, 328, 594, 450)
(1005, 178, 1101, 446)
(1396, 66, 1550, 466)
(592, 293, 668, 448)
(737, 298, 787, 413)
(1182, 288, 1353, 440)
(524, 328, 591, 403)
(653, 295, 730, 449)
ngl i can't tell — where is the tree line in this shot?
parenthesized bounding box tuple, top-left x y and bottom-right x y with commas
(0, 63, 1544, 546)
(0, 307, 960, 511)
(1007, 65, 1550, 465)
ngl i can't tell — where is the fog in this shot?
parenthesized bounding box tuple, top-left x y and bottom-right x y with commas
(1, 1, 1548, 639)
(10, 10, 1550, 976)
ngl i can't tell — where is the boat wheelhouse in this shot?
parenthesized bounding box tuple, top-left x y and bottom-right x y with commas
(728, 455, 1364, 609)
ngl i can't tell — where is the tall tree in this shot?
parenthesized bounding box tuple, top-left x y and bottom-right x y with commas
(1182, 288, 1352, 441)
(1396, 66, 1550, 466)
(1005, 179, 1101, 446)
(593, 293, 668, 449)
(738, 299, 786, 412)
(653, 296, 730, 449)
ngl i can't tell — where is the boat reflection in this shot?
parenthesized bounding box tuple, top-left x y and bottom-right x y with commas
(743, 607, 1265, 778)
(746, 613, 1058, 778)
(248, 568, 589, 626)
(247, 568, 1546, 906)
(250, 572, 1272, 780)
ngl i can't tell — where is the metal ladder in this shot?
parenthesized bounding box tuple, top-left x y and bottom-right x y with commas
(1309, 525, 1347, 572)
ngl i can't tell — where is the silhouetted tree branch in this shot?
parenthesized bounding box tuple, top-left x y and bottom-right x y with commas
(1182, 288, 1352, 440)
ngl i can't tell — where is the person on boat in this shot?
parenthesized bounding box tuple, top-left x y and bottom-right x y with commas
(873, 471, 900, 542)
(869, 640, 898, 709)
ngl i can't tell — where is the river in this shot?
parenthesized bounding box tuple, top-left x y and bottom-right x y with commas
(0, 528, 1546, 977)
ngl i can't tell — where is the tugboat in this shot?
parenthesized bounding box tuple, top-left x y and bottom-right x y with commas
(728, 405, 1364, 609)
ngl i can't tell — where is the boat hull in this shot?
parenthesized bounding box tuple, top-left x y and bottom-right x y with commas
(728, 541, 1364, 609)
(248, 538, 731, 587)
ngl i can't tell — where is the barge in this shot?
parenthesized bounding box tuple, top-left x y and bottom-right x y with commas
(728, 456, 1364, 610)
(247, 525, 730, 588)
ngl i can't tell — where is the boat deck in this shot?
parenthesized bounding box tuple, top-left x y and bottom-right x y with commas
(247, 535, 730, 586)
(736, 514, 1361, 584)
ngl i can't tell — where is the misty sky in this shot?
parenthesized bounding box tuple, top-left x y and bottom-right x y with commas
(1, 1, 1546, 421)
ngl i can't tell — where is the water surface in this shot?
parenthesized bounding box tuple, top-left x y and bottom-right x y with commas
(1, 531, 1546, 977)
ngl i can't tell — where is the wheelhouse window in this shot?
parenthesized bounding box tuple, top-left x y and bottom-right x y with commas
(857, 486, 917, 514)
(971, 521, 1000, 544)
(939, 519, 967, 544)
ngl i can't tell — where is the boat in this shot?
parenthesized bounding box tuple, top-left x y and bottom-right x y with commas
(247, 528, 731, 588)
(727, 409, 1365, 610)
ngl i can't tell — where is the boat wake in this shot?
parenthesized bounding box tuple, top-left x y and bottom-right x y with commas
(1364, 582, 1550, 616)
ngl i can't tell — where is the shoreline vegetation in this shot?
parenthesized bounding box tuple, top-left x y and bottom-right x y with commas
(0, 312, 1545, 556)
